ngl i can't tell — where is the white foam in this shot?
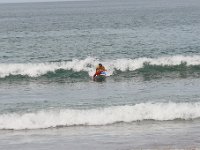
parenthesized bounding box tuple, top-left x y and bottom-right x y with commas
(1, 102, 200, 130)
(0, 57, 98, 78)
(1, 55, 200, 78)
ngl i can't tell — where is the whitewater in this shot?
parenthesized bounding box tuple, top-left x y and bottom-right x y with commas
(1, 55, 200, 78)
(1, 102, 200, 130)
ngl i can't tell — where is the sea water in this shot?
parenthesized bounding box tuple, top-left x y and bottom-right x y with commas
(1, 0, 200, 149)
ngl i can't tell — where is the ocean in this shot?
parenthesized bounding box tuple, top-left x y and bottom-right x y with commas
(0, 0, 200, 149)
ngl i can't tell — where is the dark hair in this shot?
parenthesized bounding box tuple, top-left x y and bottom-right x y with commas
(99, 63, 102, 66)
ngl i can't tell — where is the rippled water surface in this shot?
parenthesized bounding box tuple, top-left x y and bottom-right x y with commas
(1, 0, 200, 149)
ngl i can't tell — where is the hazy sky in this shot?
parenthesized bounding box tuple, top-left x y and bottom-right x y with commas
(0, 0, 82, 3)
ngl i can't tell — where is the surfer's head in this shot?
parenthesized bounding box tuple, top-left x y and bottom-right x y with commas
(99, 63, 102, 67)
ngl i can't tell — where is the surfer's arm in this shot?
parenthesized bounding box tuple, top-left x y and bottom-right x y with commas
(93, 73, 97, 78)
(93, 73, 98, 81)
(93, 72, 98, 78)
(93, 70, 101, 78)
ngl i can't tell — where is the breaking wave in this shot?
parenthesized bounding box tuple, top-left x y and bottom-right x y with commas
(1, 55, 200, 80)
(1, 102, 200, 130)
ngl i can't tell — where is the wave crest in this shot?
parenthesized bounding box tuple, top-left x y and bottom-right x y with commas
(1, 102, 200, 130)
(1, 55, 200, 79)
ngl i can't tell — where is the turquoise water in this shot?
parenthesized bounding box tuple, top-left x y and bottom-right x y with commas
(1, 0, 200, 149)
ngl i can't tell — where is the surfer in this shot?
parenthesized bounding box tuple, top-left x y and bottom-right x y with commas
(93, 63, 107, 80)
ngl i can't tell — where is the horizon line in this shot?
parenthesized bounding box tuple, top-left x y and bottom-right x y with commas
(0, 0, 91, 4)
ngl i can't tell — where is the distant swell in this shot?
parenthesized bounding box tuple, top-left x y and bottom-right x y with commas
(1, 102, 200, 130)
(1, 55, 200, 79)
